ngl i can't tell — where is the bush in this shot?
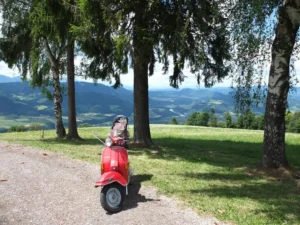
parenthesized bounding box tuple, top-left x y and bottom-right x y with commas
(28, 124, 43, 131)
(224, 112, 232, 128)
(171, 118, 178, 125)
(287, 112, 300, 133)
(186, 111, 210, 126)
(252, 115, 264, 130)
(237, 111, 255, 129)
(8, 125, 27, 133)
(217, 122, 226, 128)
(78, 123, 92, 128)
(209, 109, 218, 127)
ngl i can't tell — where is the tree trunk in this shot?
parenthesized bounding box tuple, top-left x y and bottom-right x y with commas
(52, 66, 66, 138)
(66, 38, 81, 140)
(263, 0, 300, 168)
(132, 7, 153, 146)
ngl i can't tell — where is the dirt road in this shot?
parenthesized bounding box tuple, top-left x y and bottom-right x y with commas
(0, 141, 226, 225)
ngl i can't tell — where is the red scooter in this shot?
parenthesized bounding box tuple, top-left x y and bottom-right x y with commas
(94, 115, 132, 213)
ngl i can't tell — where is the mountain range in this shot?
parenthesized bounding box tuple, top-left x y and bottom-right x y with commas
(0, 75, 300, 132)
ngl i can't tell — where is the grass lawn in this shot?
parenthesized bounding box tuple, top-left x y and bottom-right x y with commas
(0, 119, 28, 127)
(36, 105, 48, 110)
(1, 125, 300, 225)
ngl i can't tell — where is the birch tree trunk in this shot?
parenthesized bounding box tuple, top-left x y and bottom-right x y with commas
(45, 38, 66, 139)
(263, 0, 300, 168)
(52, 66, 66, 138)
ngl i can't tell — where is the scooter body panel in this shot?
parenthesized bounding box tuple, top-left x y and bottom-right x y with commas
(95, 145, 129, 187)
(95, 171, 128, 187)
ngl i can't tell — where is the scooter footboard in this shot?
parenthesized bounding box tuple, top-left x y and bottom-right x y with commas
(95, 171, 128, 187)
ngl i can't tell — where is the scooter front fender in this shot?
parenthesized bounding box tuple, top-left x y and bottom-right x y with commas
(95, 171, 128, 187)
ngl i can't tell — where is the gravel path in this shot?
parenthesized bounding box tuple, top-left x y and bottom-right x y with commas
(0, 141, 227, 225)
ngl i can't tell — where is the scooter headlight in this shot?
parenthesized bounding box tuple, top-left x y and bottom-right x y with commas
(105, 137, 112, 147)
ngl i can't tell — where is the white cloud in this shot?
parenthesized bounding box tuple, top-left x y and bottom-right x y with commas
(0, 61, 18, 77)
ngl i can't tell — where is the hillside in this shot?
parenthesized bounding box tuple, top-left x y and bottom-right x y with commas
(0, 75, 22, 83)
(0, 79, 299, 132)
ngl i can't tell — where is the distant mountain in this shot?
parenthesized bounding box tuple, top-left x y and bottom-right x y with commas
(0, 81, 299, 132)
(0, 75, 22, 83)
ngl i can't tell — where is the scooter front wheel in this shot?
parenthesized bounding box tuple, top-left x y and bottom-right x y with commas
(100, 183, 125, 213)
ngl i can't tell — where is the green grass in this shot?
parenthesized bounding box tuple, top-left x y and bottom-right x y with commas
(0, 116, 54, 130)
(36, 105, 48, 110)
(0, 119, 27, 127)
(12, 94, 34, 101)
(209, 100, 223, 105)
(1, 125, 300, 225)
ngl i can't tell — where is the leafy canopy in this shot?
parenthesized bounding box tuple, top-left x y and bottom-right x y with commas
(75, 0, 232, 88)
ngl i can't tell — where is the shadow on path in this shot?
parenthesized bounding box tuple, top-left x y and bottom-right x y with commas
(122, 174, 159, 212)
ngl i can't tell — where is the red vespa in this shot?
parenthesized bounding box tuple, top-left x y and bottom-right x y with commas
(94, 115, 132, 213)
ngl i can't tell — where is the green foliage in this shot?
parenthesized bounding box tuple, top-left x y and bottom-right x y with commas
(28, 124, 43, 131)
(209, 108, 218, 127)
(217, 121, 226, 128)
(252, 115, 265, 130)
(287, 112, 300, 133)
(170, 118, 178, 125)
(29, 0, 70, 42)
(236, 110, 265, 130)
(202, 112, 210, 126)
(187, 111, 210, 126)
(186, 112, 200, 125)
(75, 0, 232, 88)
(230, 0, 280, 112)
(285, 110, 293, 128)
(237, 110, 256, 129)
(73, 0, 125, 86)
(8, 125, 27, 132)
(0, 0, 32, 77)
(243, 111, 256, 129)
(0, 0, 69, 98)
(224, 112, 232, 128)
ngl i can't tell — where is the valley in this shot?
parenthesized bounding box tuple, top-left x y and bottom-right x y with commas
(0, 75, 300, 132)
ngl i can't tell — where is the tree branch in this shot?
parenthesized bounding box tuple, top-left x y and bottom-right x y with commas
(44, 37, 57, 66)
(57, 44, 67, 61)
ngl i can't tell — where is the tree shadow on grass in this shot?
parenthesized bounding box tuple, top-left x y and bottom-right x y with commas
(39, 138, 100, 146)
(146, 137, 300, 169)
(187, 173, 300, 223)
(15, 136, 300, 169)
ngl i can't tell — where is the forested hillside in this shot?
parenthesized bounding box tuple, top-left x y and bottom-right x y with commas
(0, 79, 300, 132)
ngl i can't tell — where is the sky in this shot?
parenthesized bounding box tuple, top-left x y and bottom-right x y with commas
(2, 5, 299, 90)
(0, 58, 255, 90)
(3, 55, 300, 90)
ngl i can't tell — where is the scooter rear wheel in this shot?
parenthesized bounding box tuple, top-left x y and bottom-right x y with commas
(100, 183, 125, 213)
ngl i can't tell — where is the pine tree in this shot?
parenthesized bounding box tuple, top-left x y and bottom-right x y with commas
(76, 0, 231, 146)
(224, 112, 232, 128)
(171, 118, 178, 125)
(209, 109, 218, 127)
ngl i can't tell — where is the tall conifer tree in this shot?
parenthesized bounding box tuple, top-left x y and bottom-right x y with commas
(77, 0, 231, 145)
